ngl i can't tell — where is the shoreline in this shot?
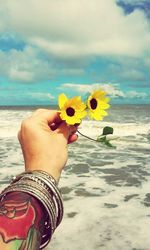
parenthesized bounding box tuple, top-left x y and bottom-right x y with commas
(0, 103, 150, 110)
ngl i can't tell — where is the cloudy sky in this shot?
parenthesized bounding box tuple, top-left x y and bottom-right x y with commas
(0, 0, 150, 105)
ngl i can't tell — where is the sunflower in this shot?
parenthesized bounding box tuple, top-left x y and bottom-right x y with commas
(87, 89, 110, 120)
(58, 93, 87, 125)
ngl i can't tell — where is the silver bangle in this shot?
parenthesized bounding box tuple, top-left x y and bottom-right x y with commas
(11, 172, 63, 226)
(12, 170, 58, 186)
(12, 179, 57, 228)
(25, 173, 63, 226)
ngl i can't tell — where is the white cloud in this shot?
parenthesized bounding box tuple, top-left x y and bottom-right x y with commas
(9, 68, 33, 82)
(0, 46, 86, 82)
(29, 92, 55, 100)
(0, 0, 150, 59)
(60, 82, 148, 99)
(0, 0, 150, 86)
(61, 68, 85, 76)
(109, 62, 146, 81)
(60, 83, 125, 98)
(127, 90, 148, 98)
(121, 69, 145, 81)
(0, 47, 57, 82)
(144, 57, 150, 67)
(0, 22, 3, 32)
(60, 83, 92, 93)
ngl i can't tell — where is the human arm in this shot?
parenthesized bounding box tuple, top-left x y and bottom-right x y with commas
(18, 108, 77, 182)
(0, 109, 78, 249)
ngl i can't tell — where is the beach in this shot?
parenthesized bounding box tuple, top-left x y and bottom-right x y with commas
(0, 105, 150, 250)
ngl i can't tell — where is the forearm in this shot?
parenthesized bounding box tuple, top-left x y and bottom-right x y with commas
(0, 191, 46, 250)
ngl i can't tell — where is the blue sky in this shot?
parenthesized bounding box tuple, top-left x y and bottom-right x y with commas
(0, 0, 150, 105)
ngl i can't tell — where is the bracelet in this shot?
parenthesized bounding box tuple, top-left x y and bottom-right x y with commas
(11, 171, 63, 226)
(12, 170, 58, 186)
(0, 170, 64, 249)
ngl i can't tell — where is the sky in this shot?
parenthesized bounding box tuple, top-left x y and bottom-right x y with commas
(0, 0, 150, 105)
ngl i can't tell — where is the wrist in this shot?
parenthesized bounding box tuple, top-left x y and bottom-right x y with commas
(24, 159, 61, 182)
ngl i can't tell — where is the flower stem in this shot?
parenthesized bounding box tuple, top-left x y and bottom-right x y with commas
(77, 130, 98, 142)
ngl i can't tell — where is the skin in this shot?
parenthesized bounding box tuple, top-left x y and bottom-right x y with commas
(18, 109, 78, 182)
(0, 109, 78, 249)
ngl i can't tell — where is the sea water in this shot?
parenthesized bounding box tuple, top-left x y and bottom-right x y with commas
(0, 105, 150, 250)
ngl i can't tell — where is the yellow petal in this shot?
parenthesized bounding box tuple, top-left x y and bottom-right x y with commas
(75, 110, 87, 119)
(92, 112, 103, 120)
(105, 97, 110, 103)
(99, 109, 108, 116)
(87, 97, 92, 109)
(88, 109, 107, 120)
(58, 93, 68, 109)
(92, 89, 105, 99)
(88, 110, 95, 119)
(73, 102, 86, 112)
(66, 116, 81, 125)
(98, 101, 110, 110)
(80, 110, 87, 119)
(59, 110, 66, 121)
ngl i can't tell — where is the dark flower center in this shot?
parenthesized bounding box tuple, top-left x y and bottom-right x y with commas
(90, 98, 97, 110)
(66, 107, 75, 116)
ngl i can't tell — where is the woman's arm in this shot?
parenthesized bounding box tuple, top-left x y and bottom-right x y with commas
(0, 109, 78, 249)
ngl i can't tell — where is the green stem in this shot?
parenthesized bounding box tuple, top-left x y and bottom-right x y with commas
(77, 130, 98, 142)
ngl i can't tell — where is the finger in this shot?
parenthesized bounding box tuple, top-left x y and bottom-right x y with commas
(32, 109, 62, 125)
(56, 122, 77, 140)
(68, 133, 78, 144)
(49, 121, 63, 131)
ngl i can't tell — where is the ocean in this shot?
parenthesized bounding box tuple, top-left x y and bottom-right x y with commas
(0, 105, 150, 250)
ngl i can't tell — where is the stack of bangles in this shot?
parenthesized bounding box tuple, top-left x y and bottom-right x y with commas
(0, 170, 63, 249)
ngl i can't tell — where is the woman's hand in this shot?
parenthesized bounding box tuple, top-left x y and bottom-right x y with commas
(18, 109, 78, 182)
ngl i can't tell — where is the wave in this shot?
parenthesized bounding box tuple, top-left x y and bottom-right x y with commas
(0, 109, 150, 139)
(78, 120, 150, 138)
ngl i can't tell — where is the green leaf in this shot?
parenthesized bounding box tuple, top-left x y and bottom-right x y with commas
(97, 135, 116, 148)
(104, 140, 116, 148)
(102, 126, 114, 136)
(97, 135, 106, 142)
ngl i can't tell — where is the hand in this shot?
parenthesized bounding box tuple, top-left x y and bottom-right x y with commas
(18, 109, 78, 182)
